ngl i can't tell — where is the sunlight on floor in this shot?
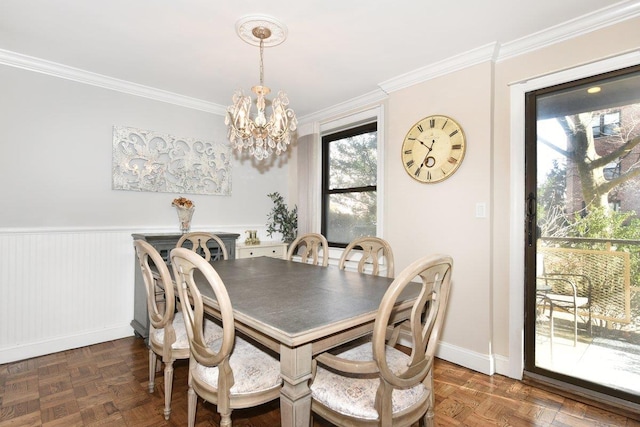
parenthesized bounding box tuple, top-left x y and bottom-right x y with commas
(536, 319, 640, 396)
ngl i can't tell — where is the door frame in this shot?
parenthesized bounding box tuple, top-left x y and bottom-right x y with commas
(507, 51, 640, 380)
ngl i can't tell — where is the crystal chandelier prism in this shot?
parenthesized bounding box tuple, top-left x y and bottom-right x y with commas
(225, 17, 297, 161)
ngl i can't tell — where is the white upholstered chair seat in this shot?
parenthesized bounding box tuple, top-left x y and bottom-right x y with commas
(193, 336, 282, 395)
(152, 311, 223, 350)
(311, 343, 429, 420)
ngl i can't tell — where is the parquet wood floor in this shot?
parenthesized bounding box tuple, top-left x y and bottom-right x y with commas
(0, 336, 638, 426)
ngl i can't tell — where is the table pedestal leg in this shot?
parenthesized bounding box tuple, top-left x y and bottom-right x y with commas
(279, 343, 313, 427)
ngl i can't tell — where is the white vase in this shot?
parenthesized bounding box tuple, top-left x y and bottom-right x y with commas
(176, 206, 195, 234)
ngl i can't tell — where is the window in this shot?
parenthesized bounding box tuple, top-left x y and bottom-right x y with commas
(591, 111, 620, 137)
(603, 159, 621, 181)
(321, 122, 377, 247)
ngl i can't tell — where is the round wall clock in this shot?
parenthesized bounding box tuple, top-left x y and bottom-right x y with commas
(401, 115, 466, 183)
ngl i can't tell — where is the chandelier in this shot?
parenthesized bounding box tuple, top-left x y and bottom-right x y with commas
(225, 16, 297, 161)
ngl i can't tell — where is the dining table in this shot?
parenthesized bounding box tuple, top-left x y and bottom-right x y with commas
(186, 255, 420, 427)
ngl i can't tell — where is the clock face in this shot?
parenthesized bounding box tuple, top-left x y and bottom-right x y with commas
(401, 115, 466, 183)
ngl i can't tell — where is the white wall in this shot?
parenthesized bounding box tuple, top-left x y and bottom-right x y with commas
(0, 64, 289, 363)
(0, 65, 289, 229)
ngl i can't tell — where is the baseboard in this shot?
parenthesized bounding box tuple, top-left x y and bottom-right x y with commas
(435, 341, 495, 375)
(398, 334, 496, 376)
(0, 325, 135, 364)
(492, 353, 513, 377)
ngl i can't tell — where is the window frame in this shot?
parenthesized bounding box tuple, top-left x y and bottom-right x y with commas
(321, 122, 378, 248)
(316, 105, 384, 249)
(591, 110, 621, 138)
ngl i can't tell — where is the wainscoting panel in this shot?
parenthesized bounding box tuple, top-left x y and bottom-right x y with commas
(0, 229, 136, 364)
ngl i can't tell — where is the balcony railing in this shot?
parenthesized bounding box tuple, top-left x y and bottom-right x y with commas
(539, 236, 640, 331)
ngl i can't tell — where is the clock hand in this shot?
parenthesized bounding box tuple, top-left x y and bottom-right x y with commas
(421, 139, 436, 163)
(415, 138, 441, 171)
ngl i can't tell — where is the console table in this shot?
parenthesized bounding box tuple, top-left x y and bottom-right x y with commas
(237, 241, 288, 259)
(131, 232, 239, 340)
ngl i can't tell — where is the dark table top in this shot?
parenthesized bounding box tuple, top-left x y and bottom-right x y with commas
(192, 256, 417, 345)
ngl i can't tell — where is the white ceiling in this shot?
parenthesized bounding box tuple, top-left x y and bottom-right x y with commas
(1, 0, 638, 120)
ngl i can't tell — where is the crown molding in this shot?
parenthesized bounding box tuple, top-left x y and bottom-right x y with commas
(0, 48, 227, 115)
(2, 1, 638, 120)
(378, 43, 499, 94)
(297, 88, 387, 126)
(376, 1, 640, 94)
(498, 0, 640, 62)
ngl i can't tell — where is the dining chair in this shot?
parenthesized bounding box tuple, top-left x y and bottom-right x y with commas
(133, 240, 223, 420)
(536, 273, 592, 347)
(310, 254, 453, 427)
(176, 231, 229, 261)
(536, 247, 593, 347)
(170, 247, 283, 427)
(338, 236, 395, 278)
(286, 232, 329, 267)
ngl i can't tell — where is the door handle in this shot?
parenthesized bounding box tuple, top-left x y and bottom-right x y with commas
(526, 192, 536, 246)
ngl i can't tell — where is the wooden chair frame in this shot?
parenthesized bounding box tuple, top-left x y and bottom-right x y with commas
(133, 239, 187, 420)
(311, 254, 453, 427)
(338, 236, 395, 278)
(286, 233, 329, 267)
(171, 248, 282, 427)
(176, 232, 229, 261)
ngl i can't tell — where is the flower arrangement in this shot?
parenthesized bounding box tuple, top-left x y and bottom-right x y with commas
(172, 197, 194, 209)
(172, 197, 195, 233)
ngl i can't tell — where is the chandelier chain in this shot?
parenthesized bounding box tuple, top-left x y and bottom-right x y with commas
(259, 38, 264, 87)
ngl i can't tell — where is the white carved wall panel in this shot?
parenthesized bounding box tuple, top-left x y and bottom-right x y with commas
(112, 126, 232, 196)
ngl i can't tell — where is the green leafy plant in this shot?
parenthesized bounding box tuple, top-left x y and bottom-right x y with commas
(266, 192, 298, 243)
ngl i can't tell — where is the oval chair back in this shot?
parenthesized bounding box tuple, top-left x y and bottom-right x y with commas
(286, 233, 329, 267)
(311, 254, 453, 426)
(338, 236, 395, 277)
(176, 232, 229, 261)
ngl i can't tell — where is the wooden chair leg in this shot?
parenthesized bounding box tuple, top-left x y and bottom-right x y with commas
(220, 410, 232, 427)
(187, 386, 197, 427)
(163, 359, 174, 420)
(420, 370, 435, 427)
(148, 349, 156, 393)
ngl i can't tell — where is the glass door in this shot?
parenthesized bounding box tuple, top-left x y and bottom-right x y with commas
(524, 65, 640, 403)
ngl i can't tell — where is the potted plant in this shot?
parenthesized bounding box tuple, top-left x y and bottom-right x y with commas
(266, 192, 298, 243)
